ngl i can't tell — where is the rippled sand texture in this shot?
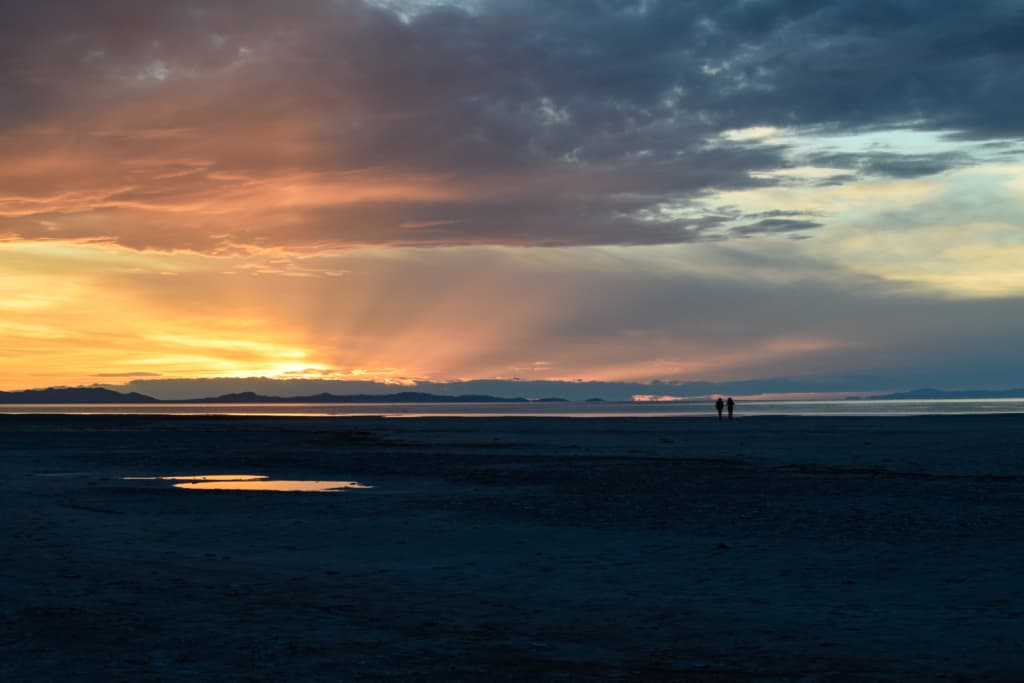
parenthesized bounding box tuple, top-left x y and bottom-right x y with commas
(2, 414, 1023, 681)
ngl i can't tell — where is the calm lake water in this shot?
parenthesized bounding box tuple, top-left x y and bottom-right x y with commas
(3, 398, 1024, 417)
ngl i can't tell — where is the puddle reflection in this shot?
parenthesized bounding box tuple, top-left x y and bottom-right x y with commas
(175, 479, 370, 492)
(123, 474, 372, 492)
(124, 474, 265, 481)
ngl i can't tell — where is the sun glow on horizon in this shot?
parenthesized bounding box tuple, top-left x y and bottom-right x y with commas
(2, 231, 1022, 392)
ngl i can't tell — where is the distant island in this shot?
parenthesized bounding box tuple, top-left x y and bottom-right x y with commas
(0, 387, 162, 404)
(0, 387, 537, 404)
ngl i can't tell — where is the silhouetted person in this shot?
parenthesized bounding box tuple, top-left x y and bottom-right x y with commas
(726, 397, 735, 420)
(715, 397, 724, 420)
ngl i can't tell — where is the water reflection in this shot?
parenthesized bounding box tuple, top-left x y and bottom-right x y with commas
(124, 474, 265, 481)
(175, 479, 371, 492)
(123, 474, 372, 492)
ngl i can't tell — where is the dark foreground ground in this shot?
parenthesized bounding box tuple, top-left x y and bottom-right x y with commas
(2, 414, 1024, 682)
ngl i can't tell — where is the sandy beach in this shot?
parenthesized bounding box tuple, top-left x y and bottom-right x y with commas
(3, 414, 1024, 681)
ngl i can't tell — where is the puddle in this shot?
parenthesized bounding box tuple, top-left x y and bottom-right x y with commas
(123, 474, 372, 492)
(176, 479, 371, 492)
(124, 474, 265, 482)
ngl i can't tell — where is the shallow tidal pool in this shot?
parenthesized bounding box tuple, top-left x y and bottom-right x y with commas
(123, 474, 372, 492)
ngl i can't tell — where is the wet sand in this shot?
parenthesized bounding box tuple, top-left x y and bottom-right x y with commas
(2, 414, 1023, 681)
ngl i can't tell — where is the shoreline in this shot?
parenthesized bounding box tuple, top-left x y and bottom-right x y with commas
(4, 395, 1024, 419)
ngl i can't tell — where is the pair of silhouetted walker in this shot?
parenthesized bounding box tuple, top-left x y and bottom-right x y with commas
(715, 396, 735, 420)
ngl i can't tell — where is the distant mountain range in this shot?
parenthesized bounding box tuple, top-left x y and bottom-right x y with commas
(861, 388, 1024, 400)
(181, 391, 531, 403)
(0, 387, 542, 404)
(4, 385, 1024, 404)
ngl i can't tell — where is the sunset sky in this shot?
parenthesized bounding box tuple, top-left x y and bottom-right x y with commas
(3, 0, 1024, 395)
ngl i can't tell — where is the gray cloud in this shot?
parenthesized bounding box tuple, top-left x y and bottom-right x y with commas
(730, 218, 824, 238)
(1, 0, 1021, 250)
(807, 151, 973, 178)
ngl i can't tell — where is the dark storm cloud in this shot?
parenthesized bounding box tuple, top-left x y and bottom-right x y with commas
(807, 151, 972, 178)
(730, 218, 824, 237)
(1, 0, 1020, 250)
